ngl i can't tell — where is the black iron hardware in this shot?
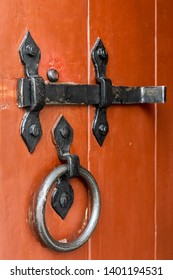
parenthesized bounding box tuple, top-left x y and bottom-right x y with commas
(18, 32, 45, 152)
(51, 175, 74, 219)
(51, 115, 79, 219)
(32, 115, 101, 251)
(17, 32, 166, 152)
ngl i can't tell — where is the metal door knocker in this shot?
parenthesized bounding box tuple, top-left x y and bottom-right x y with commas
(32, 116, 100, 252)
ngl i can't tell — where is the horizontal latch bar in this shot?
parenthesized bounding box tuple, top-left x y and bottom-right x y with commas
(45, 84, 100, 105)
(18, 81, 166, 108)
(45, 84, 166, 105)
(111, 86, 166, 104)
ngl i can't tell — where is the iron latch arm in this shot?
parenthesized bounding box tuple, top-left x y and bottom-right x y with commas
(17, 32, 166, 152)
(18, 82, 165, 107)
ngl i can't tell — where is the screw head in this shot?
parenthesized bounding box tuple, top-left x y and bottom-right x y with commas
(60, 125, 70, 139)
(47, 68, 59, 83)
(97, 48, 107, 58)
(98, 124, 108, 136)
(59, 192, 70, 208)
(29, 124, 41, 137)
(26, 44, 37, 56)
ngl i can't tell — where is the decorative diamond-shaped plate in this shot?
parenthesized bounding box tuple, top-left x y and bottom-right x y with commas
(19, 31, 41, 77)
(51, 175, 74, 220)
(91, 37, 108, 80)
(51, 115, 75, 219)
(21, 111, 42, 153)
(52, 115, 73, 158)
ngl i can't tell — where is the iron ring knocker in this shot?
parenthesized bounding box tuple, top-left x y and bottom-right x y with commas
(33, 164, 100, 252)
(31, 116, 101, 252)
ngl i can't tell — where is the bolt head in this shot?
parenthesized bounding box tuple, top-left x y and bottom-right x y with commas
(29, 124, 41, 137)
(59, 192, 70, 208)
(26, 44, 37, 56)
(99, 124, 108, 136)
(47, 68, 59, 83)
(60, 125, 70, 139)
(97, 48, 107, 58)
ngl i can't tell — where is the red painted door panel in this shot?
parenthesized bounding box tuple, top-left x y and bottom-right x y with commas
(0, 0, 89, 260)
(157, 0, 173, 259)
(89, 0, 156, 260)
(0, 0, 173, 259)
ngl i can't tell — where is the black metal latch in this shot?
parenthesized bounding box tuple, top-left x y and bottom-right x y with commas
(17, 32, 166, 152)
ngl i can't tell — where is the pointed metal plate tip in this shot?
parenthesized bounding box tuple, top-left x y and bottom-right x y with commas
(19, 31, 41, 77)
(21, 111, 42, 153)
(52, 115, 73, 157)
(92, 108, 109, 146)
(91, 38, 108, 79)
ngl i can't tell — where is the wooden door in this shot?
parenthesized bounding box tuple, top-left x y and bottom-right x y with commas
(0, 0, 173, 260)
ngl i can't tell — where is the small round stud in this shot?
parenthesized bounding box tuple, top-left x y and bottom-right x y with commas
(47, 68, 59, 83)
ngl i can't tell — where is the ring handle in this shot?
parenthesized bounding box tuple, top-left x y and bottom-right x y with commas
(33, 164, 100, 252)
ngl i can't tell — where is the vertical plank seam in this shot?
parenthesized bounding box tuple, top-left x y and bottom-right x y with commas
(87, 0, 92, 260)
(154, 0, 158, 260)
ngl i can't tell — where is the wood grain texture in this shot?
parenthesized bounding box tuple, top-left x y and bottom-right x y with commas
(0, 0, 172, 260)
(157, 0, 173, 260)
(0, 0, 89, 259)
(88, 0, 156, 259)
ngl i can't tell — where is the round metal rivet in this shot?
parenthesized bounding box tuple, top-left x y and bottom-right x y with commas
(47, 68, 59, 83)
(97, 48, 107, 58)
(98, 124, 108, 136)
(59, 192, 70, 208)
(60, 126, 70, 139)
(29, 124, 41, 137)
(26, 44, 37, 56)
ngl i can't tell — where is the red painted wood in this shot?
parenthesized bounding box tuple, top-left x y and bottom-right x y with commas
(88, 0, 156, 259)
(157, 0, 173, 259)
(0, 0, 89, 259)
(0, 0, 172, 260)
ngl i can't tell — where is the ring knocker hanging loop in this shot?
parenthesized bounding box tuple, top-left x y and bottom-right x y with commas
(32, 116, 101, 252)
(34, 164, 100, 252)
